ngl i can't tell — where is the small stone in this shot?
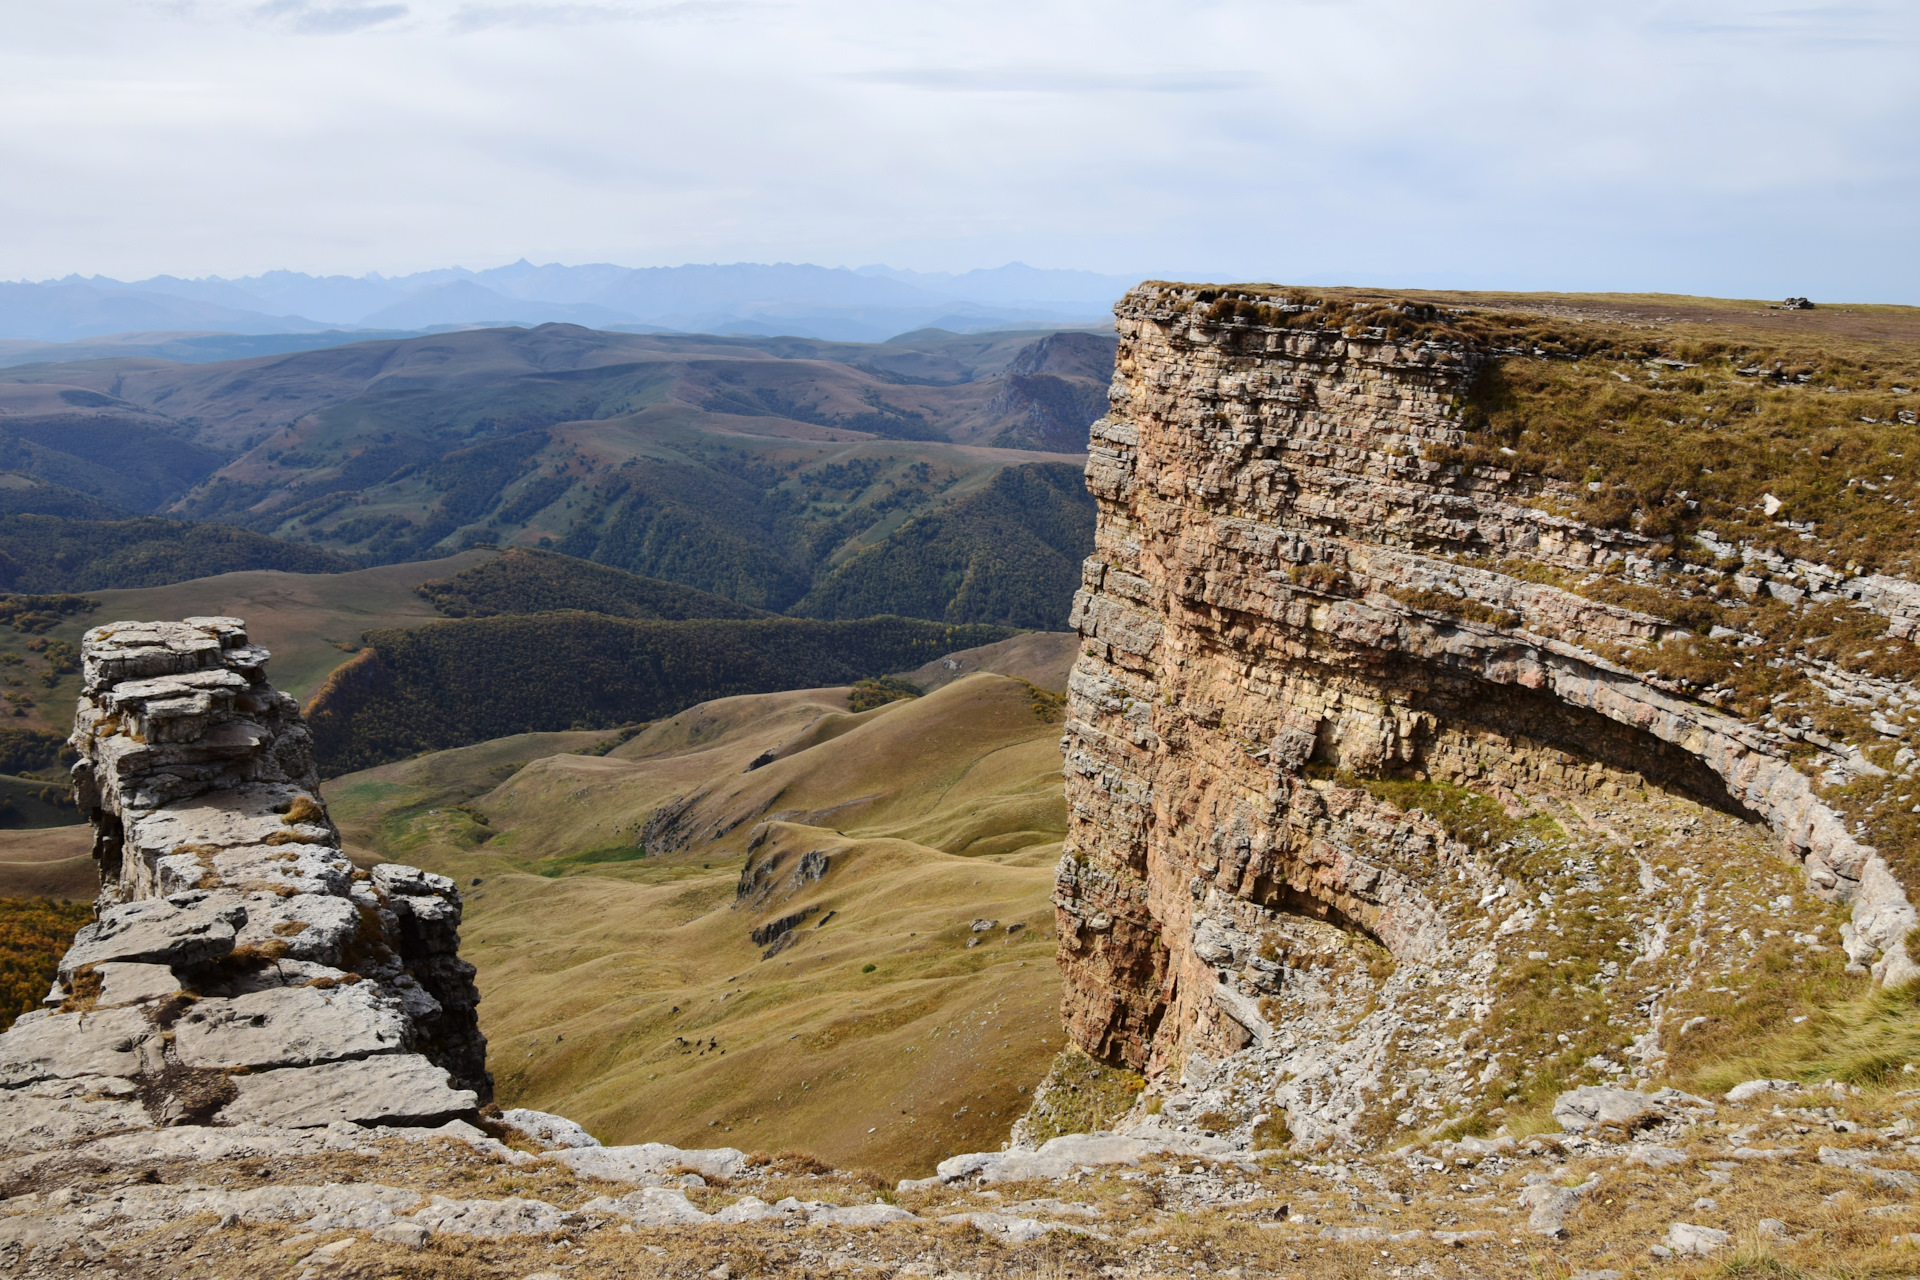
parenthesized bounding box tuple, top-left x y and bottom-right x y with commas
(370, 1222, 430, 1249)
(1725, 1079, 1797, 1103)
(1666, 1222, 1731, 1255)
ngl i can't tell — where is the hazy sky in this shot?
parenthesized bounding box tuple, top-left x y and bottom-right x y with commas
(5, 0, 1915, 299)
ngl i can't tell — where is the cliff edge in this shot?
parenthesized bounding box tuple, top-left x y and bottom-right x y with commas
(1057, 284, 1920, 1148)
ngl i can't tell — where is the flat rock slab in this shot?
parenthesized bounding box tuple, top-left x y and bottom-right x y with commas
(0, 1077, 149, 1154)
(173, 982, 407, 1069)
(930, 1130, 1200, 1186)
(217, 1054, 477, 1128)
(554, 1142, 749, 1182)
(411, 1194, 570, 1237)
(94, 963, 181, 1007)
(74, 1122, 375, 1167)
(90, 1181, 419, 1232)
(0, 1008, 154, 1087)
(62, 895, 245, 977)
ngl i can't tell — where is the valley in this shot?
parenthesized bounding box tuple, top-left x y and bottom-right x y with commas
(0, 326, 1111, 625)
(321, 634, 1080, 1178)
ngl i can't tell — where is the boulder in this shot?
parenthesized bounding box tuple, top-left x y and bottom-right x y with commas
(1726, 1078, 1798, 1104)
(1553, 1085, 1682, 1134)
(1519, 1174, 1599, 1237)
(498, 1107, 599, 1150)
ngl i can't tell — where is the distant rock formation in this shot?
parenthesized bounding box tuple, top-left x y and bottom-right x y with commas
(0, 617, 488, 1142)
(1055, 284, 1918, 1148)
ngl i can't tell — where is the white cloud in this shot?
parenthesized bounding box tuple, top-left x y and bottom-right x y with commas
(0, 0, 1913, 299)
(255, 0, 411, 33)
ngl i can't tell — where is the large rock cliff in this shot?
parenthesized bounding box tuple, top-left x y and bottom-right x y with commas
(0, 617, 488, 1140)
(1056, 285, 1920, 1148)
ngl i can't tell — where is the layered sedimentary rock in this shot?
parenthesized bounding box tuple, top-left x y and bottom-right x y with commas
(1055, 285, 1918, 1147)
(0, 617, 488, 1140)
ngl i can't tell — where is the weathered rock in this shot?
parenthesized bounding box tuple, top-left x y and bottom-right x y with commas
(0, 1077, 148, 1153)
(940, 1210, 1086, 1243)
(1552, 1086, 1663, 1134)
(91, 962, 180, 1007)
(61, 895, 244, 977)
(1055, 284, 1920, 1147)
(0, 616, 492, 1144)
(0, 1009, 154, 1088)
(410, 1194, 571, 1237)
(173, 983, 409, 1069)
(217, 1054, 478, 1128)
(1820, 1145, 1920, 1189)
(1666, 1222, 1731, 1255)
(498, 1107, 600, 1149)
(1726, 1078, 1799, 1103)
(553, 1142, 749, 1183)
(582, 1186, 712, 1226)
(1520, 1174, 1599, 1237)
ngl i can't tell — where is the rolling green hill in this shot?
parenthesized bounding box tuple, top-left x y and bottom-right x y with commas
(0, 513, 354, 592)
(0, 325, 1109, 621)
(305, 613, 1017, 773)
(416, 547, 768, 621)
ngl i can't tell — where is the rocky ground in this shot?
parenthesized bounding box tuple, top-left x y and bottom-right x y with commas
(2, 1080, 1918, 1278)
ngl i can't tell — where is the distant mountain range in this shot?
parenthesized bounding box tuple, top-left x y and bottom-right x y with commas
(0, 261, 1137, 347)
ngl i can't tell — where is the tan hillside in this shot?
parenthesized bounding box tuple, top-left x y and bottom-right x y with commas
(323, 639, 1080, 1178)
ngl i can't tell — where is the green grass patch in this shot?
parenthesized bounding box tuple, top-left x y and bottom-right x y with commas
(1023, 1047, 1146, 1143)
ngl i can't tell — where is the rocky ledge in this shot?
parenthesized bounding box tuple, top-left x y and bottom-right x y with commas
(0, 618, 489, 1144)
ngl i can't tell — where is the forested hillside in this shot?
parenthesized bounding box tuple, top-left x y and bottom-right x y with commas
(417, 547, 767, 620)
(0, 514, 354, 592)
(306, 613, 1015, 772)
(794, 462, 1094, 628)
(0, 323, 1110, 613)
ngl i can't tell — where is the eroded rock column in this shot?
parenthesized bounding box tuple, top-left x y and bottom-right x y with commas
(0, 617, 488, 1140)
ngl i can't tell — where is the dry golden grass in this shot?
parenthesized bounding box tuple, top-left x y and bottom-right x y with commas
(324, 669, 1075, 1180)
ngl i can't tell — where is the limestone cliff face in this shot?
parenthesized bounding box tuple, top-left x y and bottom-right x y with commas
(1055, 285, 1917, 1147)
(0, 618, 487, 1138)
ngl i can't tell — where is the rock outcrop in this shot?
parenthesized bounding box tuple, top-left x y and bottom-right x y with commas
(1055, 284, 1919, 1147)
(0, 617, 488, 1142)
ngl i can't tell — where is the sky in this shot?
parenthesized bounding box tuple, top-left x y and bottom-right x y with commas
(3, 0, 1915, 300)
